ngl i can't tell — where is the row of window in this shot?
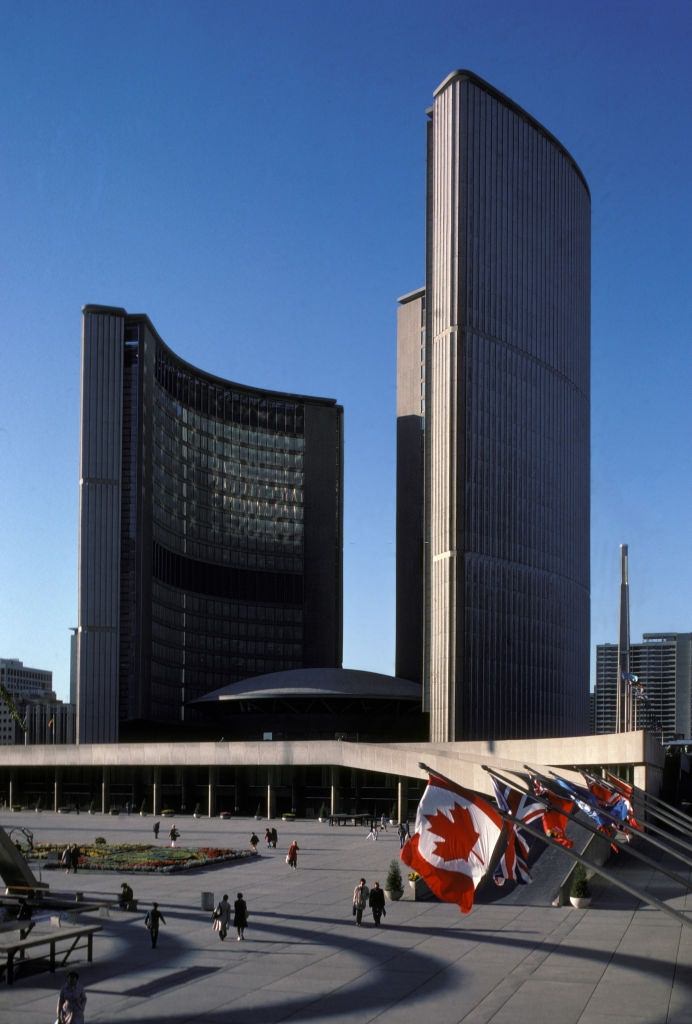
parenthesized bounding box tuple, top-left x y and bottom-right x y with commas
(154, 346, 306, 436)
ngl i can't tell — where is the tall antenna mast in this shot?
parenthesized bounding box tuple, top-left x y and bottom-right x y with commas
(616, 544, 631, 731)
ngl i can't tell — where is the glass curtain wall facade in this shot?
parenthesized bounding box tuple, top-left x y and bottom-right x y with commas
(399, 71, 591, 742)
(77, 306, 343, 742)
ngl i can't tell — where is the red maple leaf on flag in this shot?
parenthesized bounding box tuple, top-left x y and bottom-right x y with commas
(425, 803, 483, 864)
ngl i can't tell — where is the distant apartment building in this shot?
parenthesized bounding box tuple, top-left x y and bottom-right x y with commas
(396, 71, 590, 741)
(594, 634, 692, 741)
(77, 306, 343, 743)
(0, 659, 75, 745)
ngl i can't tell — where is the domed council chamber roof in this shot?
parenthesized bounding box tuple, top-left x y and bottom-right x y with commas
(192, 668, 421, 705)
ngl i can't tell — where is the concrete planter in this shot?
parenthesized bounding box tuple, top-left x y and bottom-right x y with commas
(384, 889, 403, 902)
(569, 896, 592, 909)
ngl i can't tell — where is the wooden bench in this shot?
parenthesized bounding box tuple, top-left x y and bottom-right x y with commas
(0, 924, 101, 985)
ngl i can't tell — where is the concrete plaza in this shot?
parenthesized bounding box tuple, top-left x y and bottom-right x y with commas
(1, 810, 690, 1024)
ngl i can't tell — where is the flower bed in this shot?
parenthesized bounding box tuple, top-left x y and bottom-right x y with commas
(34, 843, 249, 873)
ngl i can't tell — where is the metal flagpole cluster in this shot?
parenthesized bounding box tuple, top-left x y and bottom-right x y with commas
(415, 761, 692, 929)
(590, 770, 692, 839)
(483, 765, 691, 891)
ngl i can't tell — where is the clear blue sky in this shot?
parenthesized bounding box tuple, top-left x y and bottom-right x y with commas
(2, 1, 692, 702)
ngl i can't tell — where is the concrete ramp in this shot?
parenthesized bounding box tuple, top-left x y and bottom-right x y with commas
(0, 827, 48, 891)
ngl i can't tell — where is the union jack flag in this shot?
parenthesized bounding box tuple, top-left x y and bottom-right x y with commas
(491, 777, 544, 885)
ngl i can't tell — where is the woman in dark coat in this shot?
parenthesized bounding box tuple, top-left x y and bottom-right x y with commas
(233, 892, 248, 941)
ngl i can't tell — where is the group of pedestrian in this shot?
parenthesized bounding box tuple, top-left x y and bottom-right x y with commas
(60, 843, 80, 873)
(264, 826, 278, 848)
(352, 878, 386, 927)
(212, 892, 248, 941)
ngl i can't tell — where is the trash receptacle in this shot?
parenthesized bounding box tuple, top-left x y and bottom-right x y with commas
(201, 891, 214, 911)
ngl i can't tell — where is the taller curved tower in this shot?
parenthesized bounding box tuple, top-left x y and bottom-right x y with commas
(397, 71, 590, 740)
(77, 306, 343, 742)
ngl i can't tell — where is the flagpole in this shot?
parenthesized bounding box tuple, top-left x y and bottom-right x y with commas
(529, 766, 692, 867)
(419, 761, 692, 930)
(485, 766, 691, 893)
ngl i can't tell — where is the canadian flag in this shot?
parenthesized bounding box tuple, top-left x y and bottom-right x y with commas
(401, 769, 503, 913)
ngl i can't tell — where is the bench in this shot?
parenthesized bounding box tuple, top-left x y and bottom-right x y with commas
(115, 898, 138, 912)
(0, 924, 101, 985)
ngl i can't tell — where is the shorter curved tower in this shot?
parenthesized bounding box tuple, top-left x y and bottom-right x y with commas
(77, 306, 343, 742)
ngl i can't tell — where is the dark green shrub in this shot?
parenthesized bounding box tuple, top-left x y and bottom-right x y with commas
(385, 859, 403, 892)
(570, 862, 591, 899)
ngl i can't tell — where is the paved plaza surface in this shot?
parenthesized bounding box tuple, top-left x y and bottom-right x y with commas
(1, 811, 691, 1024)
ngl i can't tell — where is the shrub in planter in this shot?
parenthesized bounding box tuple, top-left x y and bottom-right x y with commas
(161, 809, 175, 817)
(385, 859, 404, 900)
(570, 862, 590, 898)
(569, 863, 592, 907)
(318, 802, 328, 821)
(139, 799, 147, 816)
(94, 837, 107, 845)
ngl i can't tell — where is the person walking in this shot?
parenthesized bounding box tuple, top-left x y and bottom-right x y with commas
(213, 893, 231, 941)
(249, 832, 259, 853)
(61, 845, 71, 874)
(380, 813, 388, 831)
(352, 878, 369, 926)
(145, 902, 166, 948)
(153, 820, 160, 839)
(369, 881, 386, 927)
(233, 892, 248, 941)
(70, 844, 81, 873)
(168, 824, 180, 848)
(286, 839, 299, 868)
(366, 824, 378, 841)
(57, 969, 87, 1023)
(264, 827, 272, 848)
(271, 826, 278, 849)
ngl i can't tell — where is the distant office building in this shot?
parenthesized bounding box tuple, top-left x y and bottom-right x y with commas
(397, 70, 591, 741)
(77, 306, 343, 743)
(0, 659, 75, 745)
(0, 659, 52, 699)
(595, 634, 692, 741)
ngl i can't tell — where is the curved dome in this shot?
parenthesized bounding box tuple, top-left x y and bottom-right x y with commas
(191, 667, 421, 704)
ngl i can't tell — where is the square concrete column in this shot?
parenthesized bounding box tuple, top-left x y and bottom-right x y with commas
(101, 769, 109, 814)
(208, 767, 217, 818)
(152, 768, 161, 816)
(397, 778, 408, 823)
(330, 767, 339, 816)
